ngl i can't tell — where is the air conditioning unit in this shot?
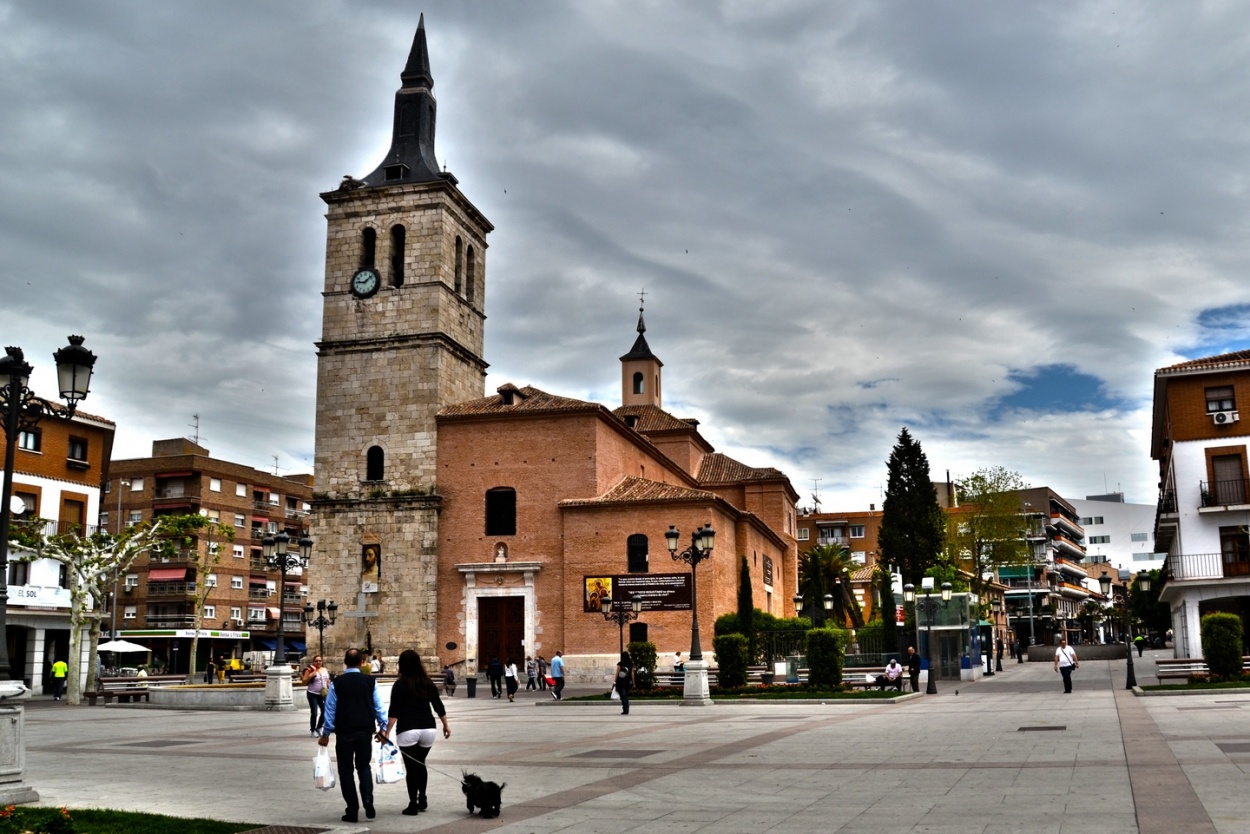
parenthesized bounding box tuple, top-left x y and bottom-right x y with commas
(1212, 410, 1240, 425)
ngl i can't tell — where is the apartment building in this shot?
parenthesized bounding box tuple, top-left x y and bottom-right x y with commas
(793, 507, 882, 619)
(1152, 350, 1250, 658)
(1, 402, 115, 692)
(109, 439, 314, 673)
(1070, 494, 1164, 572)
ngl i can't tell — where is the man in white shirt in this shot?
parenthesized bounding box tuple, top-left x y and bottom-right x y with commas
(877, 658, 904, 691)
(1053, 638, 1079, 694)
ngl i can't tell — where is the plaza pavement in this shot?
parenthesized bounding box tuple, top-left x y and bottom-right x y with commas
(16, 649, 1250, 833)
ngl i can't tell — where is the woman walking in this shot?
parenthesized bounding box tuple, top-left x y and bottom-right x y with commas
(504, 657, 519, 702)
(615, 651, 635, 715)
(382, 650, 450, 815)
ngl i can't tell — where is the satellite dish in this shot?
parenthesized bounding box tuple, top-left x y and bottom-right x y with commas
(9, 496, 26, 516)
(445, 642, 458, 651)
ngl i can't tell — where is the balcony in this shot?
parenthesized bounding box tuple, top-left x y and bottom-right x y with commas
(1048, 514, 1083, 538)
(1166, 552, 1250, 581)
(248, 588, 273, 601)
(145, 614, 196, 628)
(1050, 533, 1085, 559)
(250, 557, 270, 571)
(1057, 581, 1090, 599)
(1157, 489, 1177, 515)
(151, 548, 197, 565)
(1200, 479, 1250, 509)
(147, 582, 196, 597)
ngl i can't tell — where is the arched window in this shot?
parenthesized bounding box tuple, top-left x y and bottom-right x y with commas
(627, 534, 649, 573)
(390, 225, 405, 287)
(485, 487, 516, 536)
(454, 236, 463, 294)
(632, 372, 644, 395)
(360, 228, 376, 268)
(366, 446, 384, 481)
(466, 245, 476, 304)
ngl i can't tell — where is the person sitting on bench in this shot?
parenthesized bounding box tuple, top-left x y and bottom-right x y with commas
(876, 658, 905, 691)
(442, 665, 456, 696)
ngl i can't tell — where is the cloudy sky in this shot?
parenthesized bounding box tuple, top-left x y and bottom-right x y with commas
(5, 1, 1250, 511)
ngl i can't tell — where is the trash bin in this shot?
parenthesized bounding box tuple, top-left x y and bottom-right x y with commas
(465, 676, 477, 698)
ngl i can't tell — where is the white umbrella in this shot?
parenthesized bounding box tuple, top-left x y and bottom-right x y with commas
(97, 640, 150, 654)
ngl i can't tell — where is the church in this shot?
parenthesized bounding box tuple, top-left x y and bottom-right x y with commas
(308, 17, 799, 682)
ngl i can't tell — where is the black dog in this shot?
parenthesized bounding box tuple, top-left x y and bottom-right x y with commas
(462, 770, 506, 818)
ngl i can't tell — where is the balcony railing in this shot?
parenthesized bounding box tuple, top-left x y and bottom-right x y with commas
(250, 557, 269, 571)
(1201, 479, 1250, 508)
(1158, 489, 1177, 515)
(147, 582, 196, 597)
(248, 588, 272, 600)
(1167, 551, 1250, 580)
(145, 614, 196, 628)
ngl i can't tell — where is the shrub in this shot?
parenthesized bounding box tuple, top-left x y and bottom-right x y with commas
(1201, 612, 1244, 679)
(627, 640, 657, 689)
(712, 634, 750, 688)
(805, 627, 846, 688)
(714, 612, 741, 636)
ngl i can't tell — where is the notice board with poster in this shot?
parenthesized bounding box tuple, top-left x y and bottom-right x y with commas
(583, 573, 692, 613)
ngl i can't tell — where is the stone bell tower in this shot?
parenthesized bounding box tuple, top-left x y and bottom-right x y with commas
(310, 15, 492, 661)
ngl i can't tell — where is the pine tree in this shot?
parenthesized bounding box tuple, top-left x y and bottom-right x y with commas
(878, 428, 946, 587)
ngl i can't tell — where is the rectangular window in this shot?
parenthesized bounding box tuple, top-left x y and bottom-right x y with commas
(67, 437, 87, 462)
(234, 513, 245, 528)
(131, 478, 144, 492)
(1130, 532, 1148, 542)
(849, 525, 866, 539)
(1131, 553, 1159, 562)
(124, 606, 137, 620)
(248, 608, 266, 622)
(627, 534, 649, 573)
(8, 563, 27, 587)
(231, 576, 244, 590)
(206, 573, 218, 588)
(1088, 535, 1111, 544)
(98, 511, 109, 529)
(209, 478, 222, 492)
(230, 607, 242, 621)
(204, 605, 216, 620)
(1211, 454, 1247, 505)
(232, 545, 245, 559)
(797, 528, 809, 541)
(1207, 386, 1236, 413)
(17, 430, 40, 452)
(485, 488, 517, 536)
(124, 574, 139, 588)
(128, 511, 143, 525)
(205, 509, 220, 522)
(851, 551, 867, 564)
(236, 483, 247, 497)
(269, 492, 280, 506)
(1220, 526, 1250, 577)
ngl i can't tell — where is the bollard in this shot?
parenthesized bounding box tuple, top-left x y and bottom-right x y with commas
(465, 676, 477, 698)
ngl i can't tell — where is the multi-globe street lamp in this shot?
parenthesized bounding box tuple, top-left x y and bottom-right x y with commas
(793, 592, 834, 627)
(904, 579, 952, 695)
(262, 530, 313, 666)
(303, 598, 338, 658)
(0, 337, 97, 683)
(665, 523, 715, 705)
(1100, 570, 1151, 690)
(600, 594, 642, 655)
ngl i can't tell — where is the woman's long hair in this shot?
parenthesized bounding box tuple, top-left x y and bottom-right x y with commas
(398, 649, 437, 698)
(619, 650, 633, 669)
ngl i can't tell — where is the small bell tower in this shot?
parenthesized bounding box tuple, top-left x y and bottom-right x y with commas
(620, 300, 662, 408)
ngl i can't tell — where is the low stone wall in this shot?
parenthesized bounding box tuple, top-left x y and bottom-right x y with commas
(1024, 644, 1133, 662)
(144, 681, 396, 710)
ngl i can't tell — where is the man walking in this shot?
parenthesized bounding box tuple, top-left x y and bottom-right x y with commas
(486, 656, 504, 698)
(550, 651, 566, 700)
(906, 646, 921, 693)
(537, 655, 548, 690)
(1054, 638, 1079, 694)
(50, 657, 68, 701)
(318, 648, 388, 823)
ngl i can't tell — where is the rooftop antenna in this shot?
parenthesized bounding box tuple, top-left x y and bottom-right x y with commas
(272, 455, 280, 476)
(811, 478, 822, 510)
(188, 414, 204, 446)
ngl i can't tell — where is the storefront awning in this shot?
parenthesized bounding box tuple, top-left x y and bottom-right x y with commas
(148, 568, 187, 582)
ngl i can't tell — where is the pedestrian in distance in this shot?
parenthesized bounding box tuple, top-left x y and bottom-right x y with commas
(302, 655, 330, 736)
(906, 646, 921, 693)
(537, 655, 548, 690)
(1054, 638, 1079, 694)
(318, 648, 388, 824)
(50, 657, 68, 701)
(550, 651, 566, 700)
(382, 649, 450, 816)
(1016, 639, 1025, 664)
(486, 656, 504, 698)
(525, 656, 538, 690)
(674, 651, 685, 672)
(615, 650, 634, 715)
(1134, 634, 1145, 657)
(504, 657, 519, 702)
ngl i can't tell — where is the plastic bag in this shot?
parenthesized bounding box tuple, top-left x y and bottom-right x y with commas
(375, 740, 406, 784)
(314, 747, 336, 791)
(610, 685, 620, 701)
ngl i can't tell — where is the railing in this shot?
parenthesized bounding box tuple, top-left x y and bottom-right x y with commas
(1157, 489, 1177, 514)
(248, 588, 273, 600)
(250, 557, 269, 571)
(145, 614, 196, 628)
(754, 630, 810, 666)
(1200, 479, 1250, 507)
(147, 582, 196, 597)
(1166, 552, 1225, 581)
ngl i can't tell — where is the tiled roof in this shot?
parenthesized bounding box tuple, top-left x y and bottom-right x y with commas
(851, 566, 876, 582)
(559, 476, 716, 507)
(613, 405, 698, 432)
(439, 385, 600, 417)
(1158, 350, 1250, 374)
(699, 452, 787, 483)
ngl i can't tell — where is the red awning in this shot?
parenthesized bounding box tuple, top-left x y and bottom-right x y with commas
(267, 607, 280, 619)
(155, 471, 194, 479)
(249, 577, 268, 586)
(148, 568, 187, 582)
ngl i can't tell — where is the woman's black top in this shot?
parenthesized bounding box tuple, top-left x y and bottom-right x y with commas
(388, 679, 446, 733)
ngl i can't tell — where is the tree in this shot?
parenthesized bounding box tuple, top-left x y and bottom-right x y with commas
(736, 555, 755, 661)
(152, 514, 234, 682)
(874, 563, 898, 654)
(878, 428, 946, 587)
(1128, 569, 1170, 638)
(798, 544, 864, 629)
(10, 520, 163, 704)
(947, 466, 1030, 603)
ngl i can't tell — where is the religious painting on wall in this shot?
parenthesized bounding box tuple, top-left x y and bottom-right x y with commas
(584, 577, 613, 613)
(361, 543, 381, 592)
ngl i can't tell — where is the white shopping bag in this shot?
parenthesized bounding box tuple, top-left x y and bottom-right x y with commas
(313, 747, 336, 791)
(374, 740, 406, 784)
(610, 685, 620, 701)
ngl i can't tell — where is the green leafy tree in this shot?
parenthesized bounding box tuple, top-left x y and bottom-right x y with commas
(798, 544, 863, 629)
(879, 428, 946, 587)
(1128, 569, 1170, 638)
(10, 520, 162, 704)
(948, 466, 1029, 602)
(151, 514, 235, 682)
(627, 641, 657, 689)
(736, 555, 755, 660)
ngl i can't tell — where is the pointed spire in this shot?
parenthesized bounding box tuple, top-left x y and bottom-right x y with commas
(401, 14, 434, 89)
(621, 303, 658, 361)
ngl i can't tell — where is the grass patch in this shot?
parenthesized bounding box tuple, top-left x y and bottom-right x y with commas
(1142, 679, 1250, 692)
(0, 806, 254, 834)
(568, 684, 904, 702)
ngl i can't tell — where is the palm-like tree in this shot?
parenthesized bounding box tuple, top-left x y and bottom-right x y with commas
(797, 544, 864, 629)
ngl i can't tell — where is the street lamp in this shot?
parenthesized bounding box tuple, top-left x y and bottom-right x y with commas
(0, 336, 96, 682)
(991, 598, 1003, 671)
(1101, 570, 1150, 690)
(262, 530, 313, 666)
(600, 595, 642, 655)
(110, 478, 130, 640)
(665, 523, 715, 705)
(903, 579, 952, 695)
(303, 599, 338, 658)
(792, 592, 834, 627)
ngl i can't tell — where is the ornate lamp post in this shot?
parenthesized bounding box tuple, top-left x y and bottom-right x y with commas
(0, 337, 96, 686)
(665, 523, 715, 706)
(991, 598, 1003, 671)
(261, 530, 312, 710)
(600, 595, 642, 655)
(1101, 570, 1149, 690)
(903, 579, 951, 695)
(792, 592, 834, 627)
(303, 599, 338, 658)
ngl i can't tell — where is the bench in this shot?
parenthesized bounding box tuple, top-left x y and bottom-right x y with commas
(842, 667, 904, 690)
(1156, 656, 1250, 684)
(85, 674, 185, 705)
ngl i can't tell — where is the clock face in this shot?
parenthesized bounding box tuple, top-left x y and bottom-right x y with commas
(351, 268, 380, 298)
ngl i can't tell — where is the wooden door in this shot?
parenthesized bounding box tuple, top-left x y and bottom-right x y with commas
(478, 597, 525, 666)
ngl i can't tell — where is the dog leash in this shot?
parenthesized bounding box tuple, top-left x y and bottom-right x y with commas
(389, 742, 465, 785)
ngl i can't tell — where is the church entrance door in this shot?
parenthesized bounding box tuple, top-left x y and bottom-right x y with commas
(477, 597, 524, 667)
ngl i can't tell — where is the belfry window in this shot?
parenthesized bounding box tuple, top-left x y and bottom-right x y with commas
(627, 534, 649, 573)
(466, 246, 476, 304)
(454, 236, 463, 294)
(366, 446, 385, 482)
(360, 228, 376, 268)
(632, 372, 644, 395)
(390, 225, 405, 286)
(485, 487, 516, 536)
